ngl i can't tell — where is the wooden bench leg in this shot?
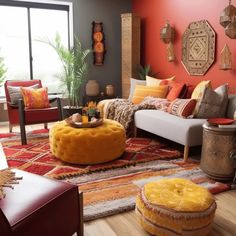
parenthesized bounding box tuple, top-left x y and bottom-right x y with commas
(44, 123, 48, 129)
(183, 145, 189, 162)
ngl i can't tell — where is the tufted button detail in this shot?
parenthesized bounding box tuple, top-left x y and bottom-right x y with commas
(49, 119, 126, 164)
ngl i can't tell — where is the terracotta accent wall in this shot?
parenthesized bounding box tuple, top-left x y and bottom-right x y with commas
(132, 0, 236, 92)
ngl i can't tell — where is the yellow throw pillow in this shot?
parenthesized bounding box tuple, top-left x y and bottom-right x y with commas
(132, 85, 168, 104)
(21, 87, 50, 109)
(191, 80, 212, 116)
(146, 75, 175, 86)
(191, 80, 211, 100)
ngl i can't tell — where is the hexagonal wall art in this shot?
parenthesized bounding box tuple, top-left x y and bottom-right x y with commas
(182, 20, 216, 76)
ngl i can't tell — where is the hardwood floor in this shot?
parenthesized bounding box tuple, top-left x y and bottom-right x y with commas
(0, 122, 236, 236)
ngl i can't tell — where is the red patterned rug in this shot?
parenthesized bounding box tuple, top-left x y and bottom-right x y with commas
(1, 130, 232, 221)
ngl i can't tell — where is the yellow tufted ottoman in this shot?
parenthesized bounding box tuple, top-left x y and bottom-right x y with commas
(49, 119, 126, 164)
(136, 178, 217, 236)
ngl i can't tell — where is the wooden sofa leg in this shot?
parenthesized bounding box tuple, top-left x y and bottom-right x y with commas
(9, 124, 13, 133)
(134, 126, 137, 137)
(183, 146, 189, 162)
(78, 191, 84, 236)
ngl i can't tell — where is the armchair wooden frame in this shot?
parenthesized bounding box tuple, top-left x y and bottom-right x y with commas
(4, 80, 63, 145)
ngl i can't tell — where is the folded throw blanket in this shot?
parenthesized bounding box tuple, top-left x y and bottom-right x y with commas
(106, 97, 171, 135)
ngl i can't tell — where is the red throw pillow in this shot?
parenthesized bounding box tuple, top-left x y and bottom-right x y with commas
(21, 87, 50, 109)
(166, 81, 185, 101)
(168, 99, 197, 118)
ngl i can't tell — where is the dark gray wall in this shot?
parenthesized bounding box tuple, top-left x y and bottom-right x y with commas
(0, 0, 131, 122)
(74, 0, 132, 97)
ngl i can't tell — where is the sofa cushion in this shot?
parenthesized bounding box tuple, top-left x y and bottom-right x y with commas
(191, 80, 211, 116)
(166, 81, 185, 101)
(226, 94, 236, 118)
(132, 85, 168, 104)
(168, 99, 197, 118)
(195, 84, 228, 118)
(135, 110, 206, 146)
(128, 78, 146, 101)
(146, 75, 175, 86)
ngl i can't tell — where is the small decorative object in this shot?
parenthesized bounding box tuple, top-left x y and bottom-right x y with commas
(225, 16, 236, 38)
(92, 21, 105, 65)
(167, 42, 175, 62)
(105, 85, 115, 97)
(220, 0, 236, 28)
(0, 169, 22, 199)
(84, 101, 100, 120)
(85, 80, 99, 96)
(160, 21, 175, 62)
(182, 20, 216, 76)
(160, 21, 175, 44)
(220, 0, 236, 39)
(220, 44, 232, 70)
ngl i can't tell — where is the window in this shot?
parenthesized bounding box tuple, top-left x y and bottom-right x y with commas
(0, 0, 72, 96)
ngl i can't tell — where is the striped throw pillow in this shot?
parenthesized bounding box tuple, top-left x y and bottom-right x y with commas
(168, 99, 197, 118)
(132, 85, 168, 104)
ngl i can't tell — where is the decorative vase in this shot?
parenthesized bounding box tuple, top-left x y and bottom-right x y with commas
(105, 85, 115, 97)
(86, 80, 99, 96)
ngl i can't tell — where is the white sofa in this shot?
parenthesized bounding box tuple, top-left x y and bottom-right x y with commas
(134, 94, 236, 161)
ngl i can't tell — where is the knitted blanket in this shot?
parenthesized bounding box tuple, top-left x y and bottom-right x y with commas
(106, 97, 171, 135)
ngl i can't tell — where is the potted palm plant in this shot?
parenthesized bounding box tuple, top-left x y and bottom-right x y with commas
(43, 34, 91, 117)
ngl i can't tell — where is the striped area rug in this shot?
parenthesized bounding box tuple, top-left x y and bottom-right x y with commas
(1, 131, 232, 221)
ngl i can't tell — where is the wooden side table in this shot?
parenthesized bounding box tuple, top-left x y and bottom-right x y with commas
(200, 123, 236, 181)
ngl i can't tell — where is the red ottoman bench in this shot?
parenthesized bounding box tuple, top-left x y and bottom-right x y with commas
(0, 169, 83, 236)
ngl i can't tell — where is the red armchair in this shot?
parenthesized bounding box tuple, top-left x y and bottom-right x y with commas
(4, 80, 62, 145)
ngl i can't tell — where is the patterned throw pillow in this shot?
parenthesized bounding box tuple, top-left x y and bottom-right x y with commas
(132, 85, 169, 104)
(195, 84, 228, 118)
(21, 87, 50, 109)
(191, 80, 211, 116)
(146, 75, 175, 86)
(168, 99, 197, 118)
(7, 84, 39, 105)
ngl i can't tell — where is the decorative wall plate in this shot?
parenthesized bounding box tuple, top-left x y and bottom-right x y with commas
(182, 20, 216, 76)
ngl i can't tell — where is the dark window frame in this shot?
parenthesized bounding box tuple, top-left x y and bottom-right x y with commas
(0, 0, 72, 96)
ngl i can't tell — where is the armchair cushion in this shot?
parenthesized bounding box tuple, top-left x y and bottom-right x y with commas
(7, 84, 39, 106)
(21, 87, 50, 109)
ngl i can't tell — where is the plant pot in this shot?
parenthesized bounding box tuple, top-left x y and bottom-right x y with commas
(62, 106, 83, 119)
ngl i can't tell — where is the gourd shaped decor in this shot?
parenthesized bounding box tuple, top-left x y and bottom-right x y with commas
(220, 44, 232, 70)
(220, 0, 236, 39)
(160, 21, 175, 62)
(92, 22, 105, 65)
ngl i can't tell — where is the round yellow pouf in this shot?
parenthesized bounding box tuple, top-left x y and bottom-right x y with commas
(49, 119, 126, 164)
(135, 178, 217, 236)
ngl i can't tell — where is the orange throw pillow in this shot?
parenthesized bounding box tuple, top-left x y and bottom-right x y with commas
(21, 87, 50, 109)
(132, 85, 168, 104)
(166, 81, 185, 101)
